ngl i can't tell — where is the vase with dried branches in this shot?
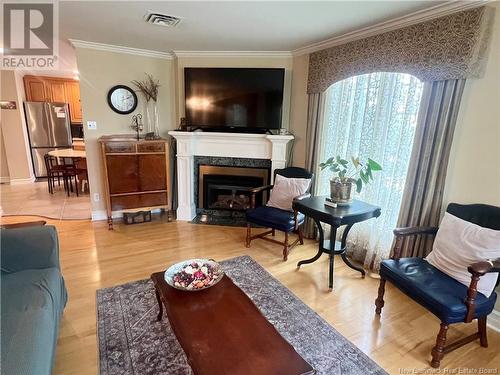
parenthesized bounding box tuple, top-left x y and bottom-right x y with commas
(132, 74, 160, 138)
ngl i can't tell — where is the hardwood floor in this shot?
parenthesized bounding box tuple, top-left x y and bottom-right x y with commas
(2, 215, 499, 375)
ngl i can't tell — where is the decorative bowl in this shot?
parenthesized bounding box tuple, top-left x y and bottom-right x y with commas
(164, 258, 224, 291)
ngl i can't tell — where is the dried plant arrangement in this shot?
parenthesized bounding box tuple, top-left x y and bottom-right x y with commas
(132, 73, 160, 102)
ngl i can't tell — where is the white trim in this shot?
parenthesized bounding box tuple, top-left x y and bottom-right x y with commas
(292, 0, 490, 56)
(69, 39, 174, 60)
(173, 50, 292, 58)
(91, 210, 123, 221)
(0, 177, 10, 183)
(9, 176, 35, 185)
(488, 310, 500, 333)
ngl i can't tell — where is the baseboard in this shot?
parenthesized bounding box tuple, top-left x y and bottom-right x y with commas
(0, 177, 10, 183)
(487, 310, 500, 333)
(91, 208, 163, 221)
(9, 176, 35, 185)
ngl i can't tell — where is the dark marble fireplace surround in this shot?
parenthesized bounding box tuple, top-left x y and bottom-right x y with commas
(193, 156, 271, 225)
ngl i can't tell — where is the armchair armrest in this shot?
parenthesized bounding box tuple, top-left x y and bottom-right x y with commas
(249, 185, 274, 208)
(393, 226, 439, 237)
(391, 226, 439, 260)
(249, 185, 273, 194)
(464, 258, 500, 323)
(1, 225, 61, 273)
(468, 259, 500, 276)
(293, 193, 311, 201)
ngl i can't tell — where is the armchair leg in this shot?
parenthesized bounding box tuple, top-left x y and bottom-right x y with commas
(431, 323, 449, 368)
(375, 278, 386, 315)
(283, 232, 289, 261)
(246, 224, 251, 248)
(271, 228, 275, 236)
(298, 226, 304, 245)
(478, 316, 488, 348)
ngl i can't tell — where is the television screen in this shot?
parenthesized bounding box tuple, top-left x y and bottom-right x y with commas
(184, 68, 284, 130)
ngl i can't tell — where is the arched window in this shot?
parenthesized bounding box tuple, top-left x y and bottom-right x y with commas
(318, 72, 423, 267)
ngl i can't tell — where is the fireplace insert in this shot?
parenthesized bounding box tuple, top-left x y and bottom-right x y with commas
(198, 165, 269, 212)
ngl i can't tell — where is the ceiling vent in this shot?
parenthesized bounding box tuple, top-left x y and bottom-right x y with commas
(144, 11, 181, 27)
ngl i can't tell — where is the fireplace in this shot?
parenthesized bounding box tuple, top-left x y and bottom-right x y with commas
(198, 165, 269, 211)
(168, 131, 294, 221)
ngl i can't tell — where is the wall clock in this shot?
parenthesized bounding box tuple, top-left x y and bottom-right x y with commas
(107, 85, 138, 114)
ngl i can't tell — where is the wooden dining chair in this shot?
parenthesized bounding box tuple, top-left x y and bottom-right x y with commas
(44, 154, 65, 194)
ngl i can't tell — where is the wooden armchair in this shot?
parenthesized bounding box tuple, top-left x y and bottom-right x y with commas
(245, 167, 313, 261)
(375, 203, 500, 368)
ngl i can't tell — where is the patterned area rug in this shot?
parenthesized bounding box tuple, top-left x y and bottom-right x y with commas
(97, 255, 387, 375)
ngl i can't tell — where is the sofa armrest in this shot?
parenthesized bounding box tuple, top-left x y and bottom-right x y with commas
(1, 225, 61, 273)
(0, 220, 46, 229)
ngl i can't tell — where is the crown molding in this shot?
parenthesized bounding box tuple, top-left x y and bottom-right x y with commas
(69, 39, 174, 60)
(173, 50, 292, 58)
(292, 0, 490, 56)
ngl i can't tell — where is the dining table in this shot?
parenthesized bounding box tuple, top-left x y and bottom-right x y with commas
(48, 148, 88, 193)
(48, 148, 86, 159)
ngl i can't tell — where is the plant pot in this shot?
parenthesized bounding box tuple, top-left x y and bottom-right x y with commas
(330, 179, 355, 206)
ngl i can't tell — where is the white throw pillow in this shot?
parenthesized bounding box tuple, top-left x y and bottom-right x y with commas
(425, 212, 500, 298)
(266, 174, 311, 212)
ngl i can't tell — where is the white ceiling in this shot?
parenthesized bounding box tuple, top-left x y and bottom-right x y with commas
(60, 1, 446, 53)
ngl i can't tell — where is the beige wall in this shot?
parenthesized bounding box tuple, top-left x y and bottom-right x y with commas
(288, 54, 309, 167)
(443, 2, 500, 209)
(0, 70, 33, 182)
(174, 56, 293, 129)
(75, 48, 176, 215)
(0, 127, 10, 180)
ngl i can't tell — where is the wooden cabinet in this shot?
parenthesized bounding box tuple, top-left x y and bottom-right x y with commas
(99, 135, 171, 229)
(23, 75, 83, 124)
(65, 81, 83, 123)
(24, 79, 48, 102)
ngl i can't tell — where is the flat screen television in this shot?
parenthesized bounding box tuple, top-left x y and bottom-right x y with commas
(184, 68, 285, 131)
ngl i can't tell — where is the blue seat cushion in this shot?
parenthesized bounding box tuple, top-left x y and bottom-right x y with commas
(1, 268, 67, 375)
(380, 258, 497, 324)
(246, 206, 305, 232)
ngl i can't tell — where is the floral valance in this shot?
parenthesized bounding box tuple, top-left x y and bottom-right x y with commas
(307, 6, 495, 93)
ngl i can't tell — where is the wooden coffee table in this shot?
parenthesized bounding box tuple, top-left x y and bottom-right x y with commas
(151, 272, 315, 375)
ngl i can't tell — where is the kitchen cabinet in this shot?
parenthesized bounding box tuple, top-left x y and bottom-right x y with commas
(99, 135, 172, 229)
(23, 75, 83, 124)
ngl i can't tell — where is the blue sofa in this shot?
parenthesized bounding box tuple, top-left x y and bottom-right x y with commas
(1, 225, 68, 375)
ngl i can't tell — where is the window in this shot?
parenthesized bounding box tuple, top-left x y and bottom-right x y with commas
(318, 72, 424, 267)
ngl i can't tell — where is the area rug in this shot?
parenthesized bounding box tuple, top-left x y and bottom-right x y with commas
(97, 255, 387, 375)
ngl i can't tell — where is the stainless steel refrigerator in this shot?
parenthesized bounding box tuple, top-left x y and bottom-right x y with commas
(24, 102, 72, 178)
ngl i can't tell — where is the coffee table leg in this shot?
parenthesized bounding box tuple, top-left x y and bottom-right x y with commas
(339, 224, 366, 277)
(155, 289, 163, 321)
(297, 218, 324, 268)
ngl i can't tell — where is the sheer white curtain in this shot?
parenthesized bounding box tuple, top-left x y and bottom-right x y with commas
(317, 72, 424, 270)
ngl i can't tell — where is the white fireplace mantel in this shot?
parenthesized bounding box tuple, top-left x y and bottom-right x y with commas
(168, 131, 294, 221)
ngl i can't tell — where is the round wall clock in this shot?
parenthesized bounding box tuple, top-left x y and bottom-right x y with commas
(107, 85, 138, 114)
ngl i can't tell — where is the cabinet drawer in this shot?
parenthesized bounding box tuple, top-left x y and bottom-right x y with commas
(111, 193, 167, 211)
(104, 142, 135, 153)
(137, 142, 165, 153)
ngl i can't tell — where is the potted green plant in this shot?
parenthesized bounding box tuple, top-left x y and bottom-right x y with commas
(319, 156, 382, 205)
